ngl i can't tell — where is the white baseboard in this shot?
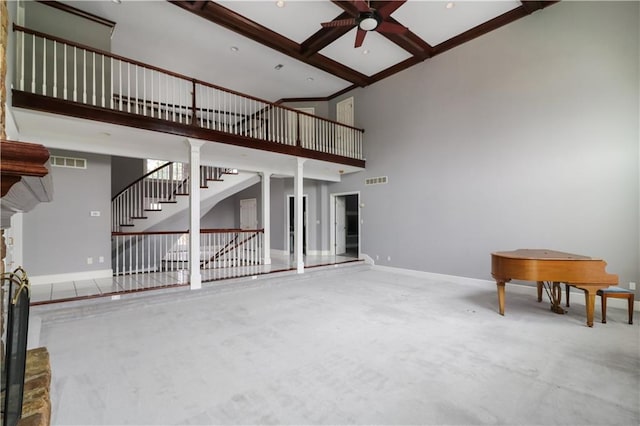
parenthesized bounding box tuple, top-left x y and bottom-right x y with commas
(371, 265, 640, 312)
(308, 250, 331, 256)
(270, 249, 289, 259)
(29, 269, 113, 285)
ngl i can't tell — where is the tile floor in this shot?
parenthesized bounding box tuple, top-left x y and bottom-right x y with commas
(29, 253, 362, 305)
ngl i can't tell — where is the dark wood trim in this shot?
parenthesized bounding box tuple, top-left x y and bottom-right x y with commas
(276, 97, 331, 104)
(35, 0, 116, 30)
(0, 139, 50, 197)
(12, 91, 366, 169)
(433, 2, 559, 56)
(169, 1, 371, 87)
(328, 84, 360, 100)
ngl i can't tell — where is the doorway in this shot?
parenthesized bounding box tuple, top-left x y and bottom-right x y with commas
(286, 195, 307, 256)
(332, 192, 359, 258)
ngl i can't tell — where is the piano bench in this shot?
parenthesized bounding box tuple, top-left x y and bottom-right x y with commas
(565, 285, 634, 324)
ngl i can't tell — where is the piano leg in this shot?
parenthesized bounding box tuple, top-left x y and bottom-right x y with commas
(497, 281, 506, 315)
(584, 290, 596, 327)
(537, 281, 543, 302)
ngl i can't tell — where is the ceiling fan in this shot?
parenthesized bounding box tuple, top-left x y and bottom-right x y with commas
(321, 0, 408, 48)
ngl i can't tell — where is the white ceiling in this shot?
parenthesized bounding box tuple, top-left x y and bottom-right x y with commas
(55, 0, 525, 101)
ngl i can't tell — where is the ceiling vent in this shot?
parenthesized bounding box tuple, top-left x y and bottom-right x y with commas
(365, 176, 388, 185)
(50, 156, 87, 169)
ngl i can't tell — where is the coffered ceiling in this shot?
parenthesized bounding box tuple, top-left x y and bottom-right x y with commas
(171, 0, 558, 99)
(52, 1, 557, 102)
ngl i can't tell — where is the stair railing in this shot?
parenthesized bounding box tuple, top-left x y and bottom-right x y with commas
(111, 162, 187, 232)
(111, 229, 264, 276)
(112, 164, 236, 232)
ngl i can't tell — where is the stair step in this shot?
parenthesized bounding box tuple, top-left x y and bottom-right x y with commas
(159, 200, 178, 204)
(144, 209, 162, 212)
(174, 193, 189, 196)
(120, 224, 134, 227)
(130, 216, 148, 219)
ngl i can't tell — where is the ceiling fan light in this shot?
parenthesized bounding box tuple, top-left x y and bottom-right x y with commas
(358, 12, 380, 31)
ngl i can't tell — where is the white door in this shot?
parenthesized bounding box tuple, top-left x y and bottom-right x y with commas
(240, 198, 257, 230)
(335, 196, 346, 255)
(336, 97, 354, 126)
(336, 97, 354, 156)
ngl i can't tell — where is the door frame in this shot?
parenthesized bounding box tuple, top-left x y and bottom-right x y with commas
(285, 194, 309, 256)
(330, 191, 360, 257)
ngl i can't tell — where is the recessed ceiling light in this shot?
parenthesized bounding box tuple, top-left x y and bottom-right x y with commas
(446, 2, 455, 9)
(362, 49, 370, 55)
(275, 64, 284, 70)
(306, 77, 314, 82)
(276, 0, 285, 8)
(112, 0, 122, 4)
(230, 46, 239, 52)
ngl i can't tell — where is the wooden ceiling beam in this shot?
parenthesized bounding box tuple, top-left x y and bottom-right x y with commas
(432, 1, 558, 56)
(169, 1, 371, 87)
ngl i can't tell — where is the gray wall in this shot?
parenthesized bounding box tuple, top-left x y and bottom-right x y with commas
(23, 150, 112, 275)
(329, 1, 640, 292)
(282, 100, 330, 120)
(111, 156, 144, 197)
(201, 177, 329, 253)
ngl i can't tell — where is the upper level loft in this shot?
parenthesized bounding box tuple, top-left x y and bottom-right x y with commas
(9, 25, 366, 170)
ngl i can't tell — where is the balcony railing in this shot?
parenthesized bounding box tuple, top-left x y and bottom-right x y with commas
(13, 25, 364, 161)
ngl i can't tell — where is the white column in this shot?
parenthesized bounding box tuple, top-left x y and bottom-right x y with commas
(260, 171, 271, 265)
(294, 158, 305, 273)
(187, 138, 206, 290)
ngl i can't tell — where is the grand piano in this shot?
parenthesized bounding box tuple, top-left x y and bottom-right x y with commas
(491, 249, 618, 327)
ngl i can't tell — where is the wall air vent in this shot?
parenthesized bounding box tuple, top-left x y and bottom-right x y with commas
(50, 156, 87, 169)
(365, 176, 388, 185)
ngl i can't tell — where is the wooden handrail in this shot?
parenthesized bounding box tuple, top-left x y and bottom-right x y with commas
(13, 24, 366, 133)
(111, 228, 264, 237)
(111, 161, 175, 201)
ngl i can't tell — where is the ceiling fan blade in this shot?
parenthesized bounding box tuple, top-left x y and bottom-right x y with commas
(377, 21, 408, 34)
(353, 0, 371, 13)
(377, 0, 407, 19)
(354, 28, 367, 48)
(321, 18, 357, 28)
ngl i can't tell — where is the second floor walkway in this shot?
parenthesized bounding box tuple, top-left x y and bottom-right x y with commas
(10, 25, 366, 170)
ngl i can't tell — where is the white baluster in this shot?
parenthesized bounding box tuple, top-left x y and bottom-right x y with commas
(109, 57, 113, 109)
(127, 63, 131, 112)
(135, 65, 139, 115)
(92, 52, 96, 106)
(52, 41, 57, 97)
(73, 47, 77, 101)
(31, 35, 35, 93)
(83, 50, 87, 103)
(101, 55, 105, 107)
(142, 67, 146, 116)
(19, 31, 25, 91)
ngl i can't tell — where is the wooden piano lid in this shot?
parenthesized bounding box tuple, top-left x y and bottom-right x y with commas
(491, 249, 595, 260)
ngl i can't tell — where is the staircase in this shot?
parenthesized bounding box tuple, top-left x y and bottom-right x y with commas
(111, 162, 257, 232)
